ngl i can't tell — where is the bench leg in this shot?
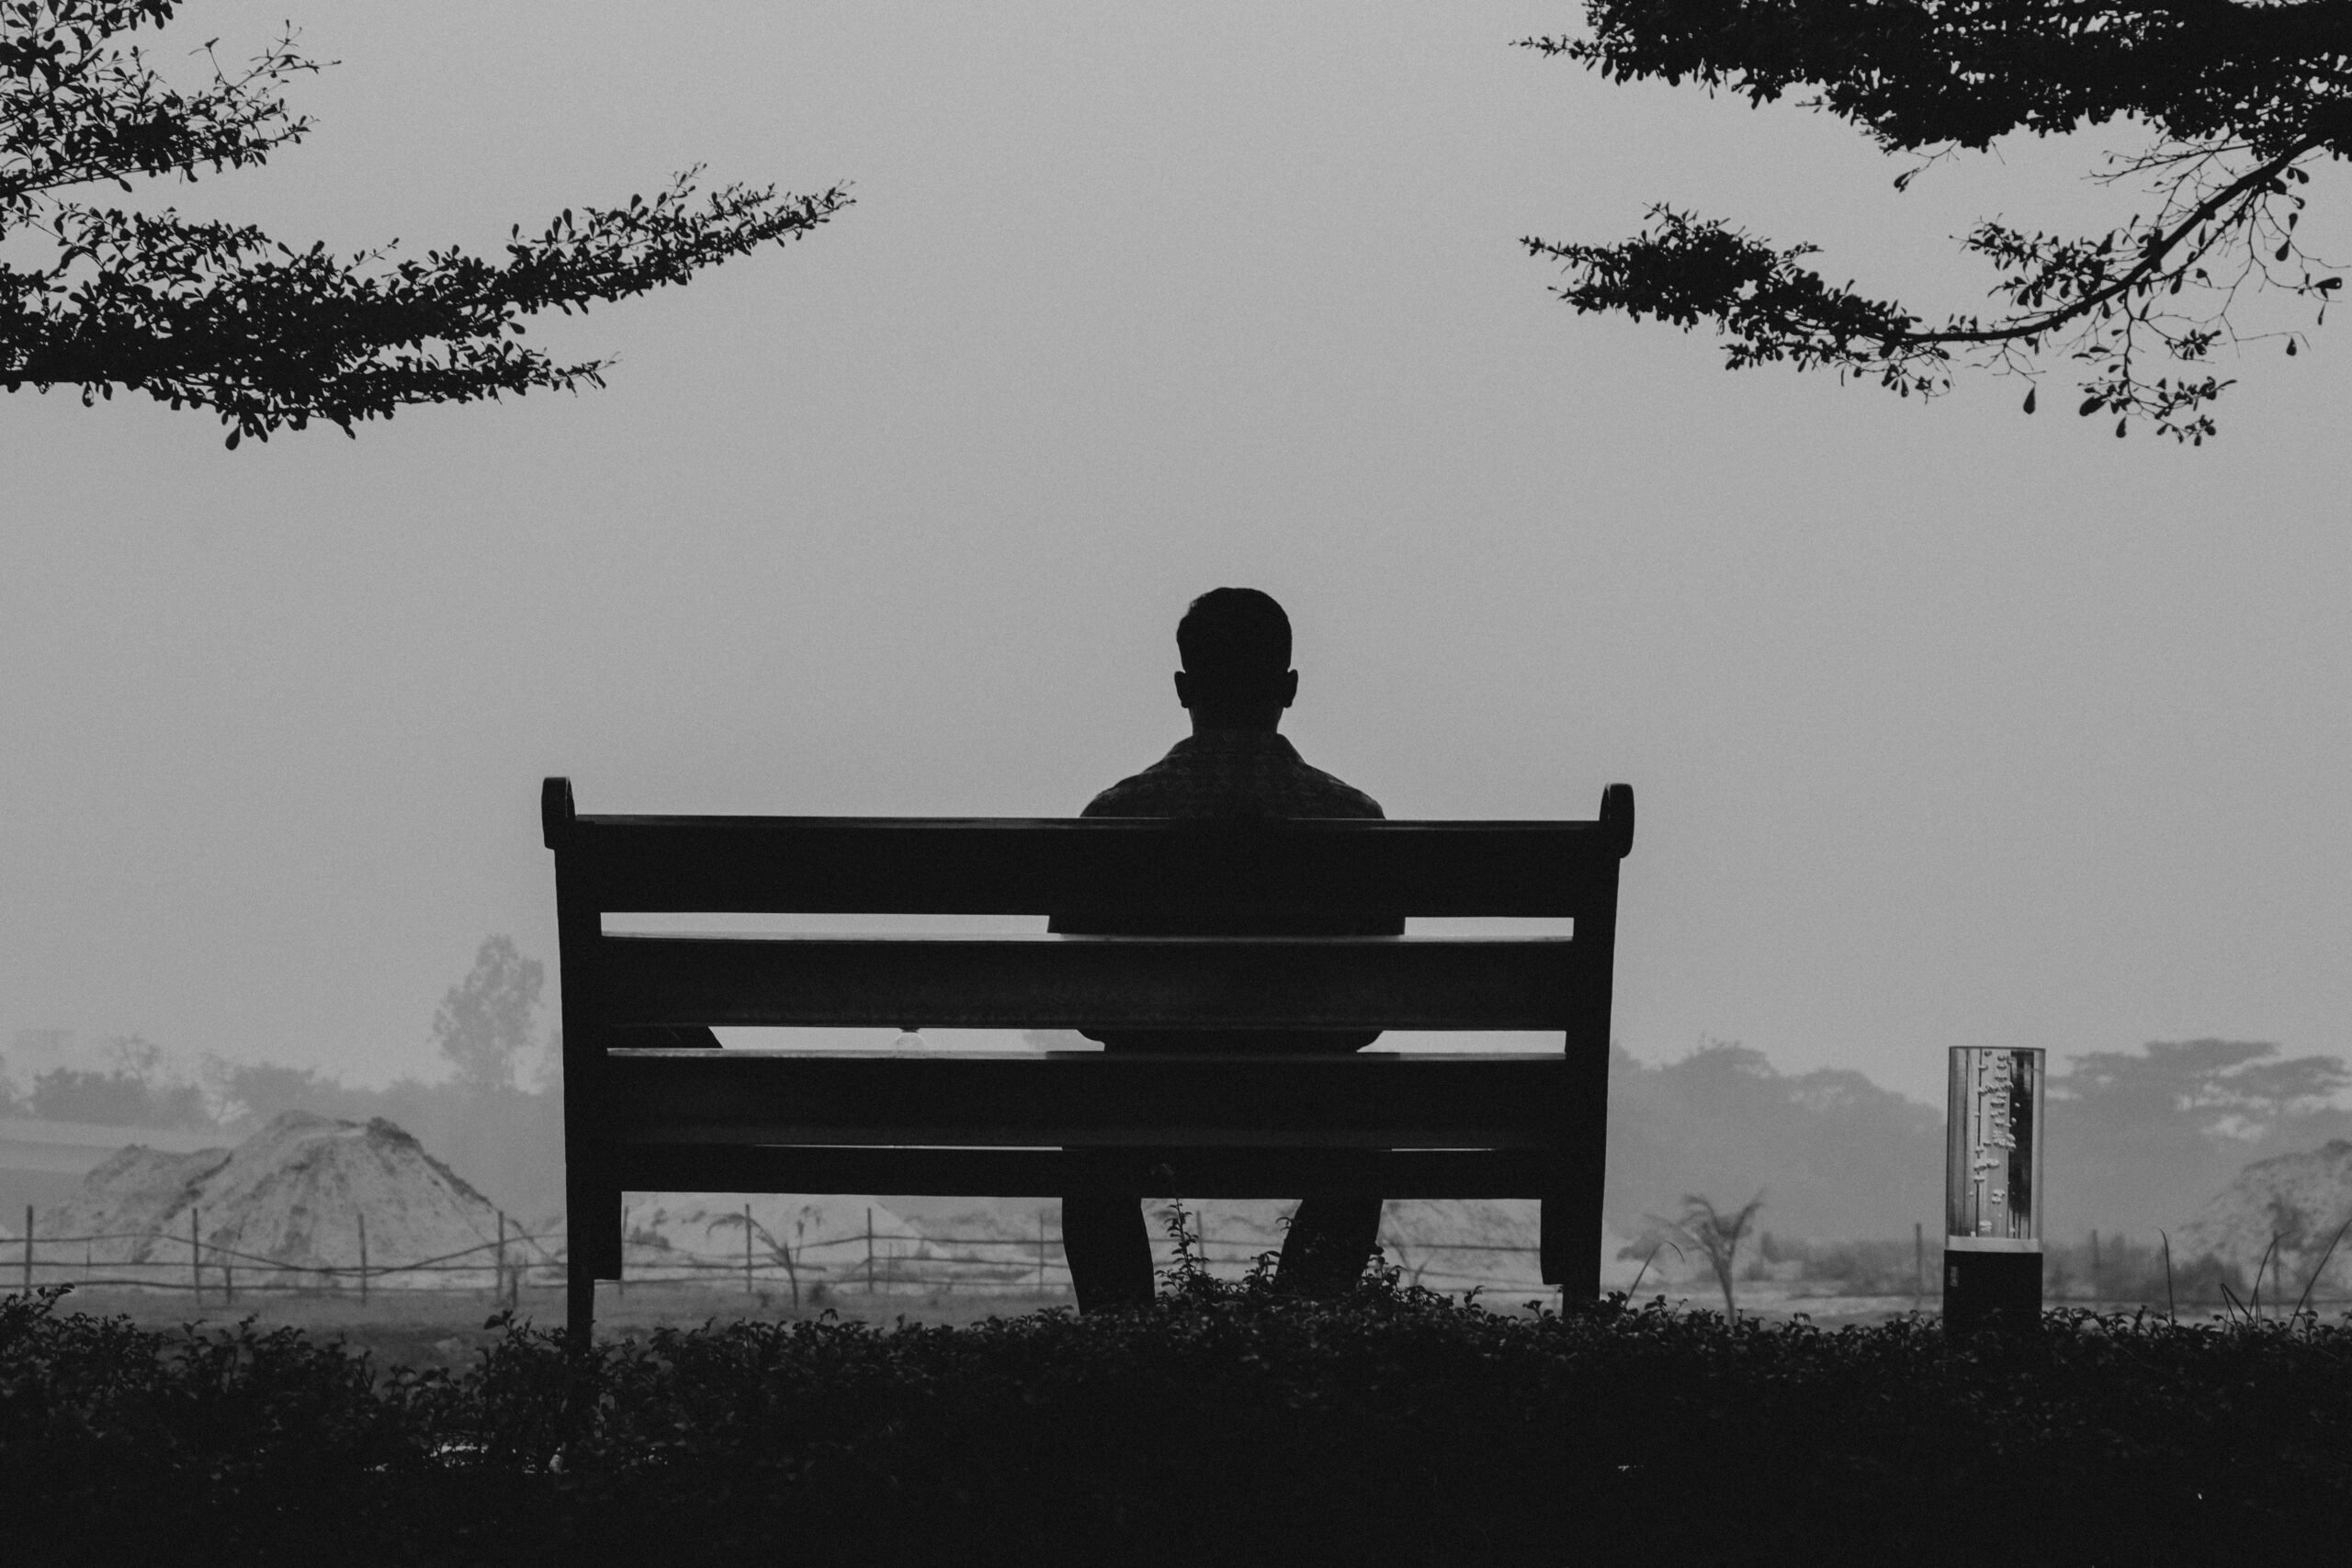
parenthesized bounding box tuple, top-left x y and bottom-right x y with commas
(1540, 1192, 1602, 1297)
(1542, 1042, 1610, 1297)
(565, 1177, 620, 1348)
(567, 1258, 596, 1348)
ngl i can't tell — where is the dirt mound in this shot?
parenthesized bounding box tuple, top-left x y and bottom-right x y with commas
(41, 1145, 232, 1261)
(35, 1111, 546, 1289)
(2173, 1140, 2352, 1302)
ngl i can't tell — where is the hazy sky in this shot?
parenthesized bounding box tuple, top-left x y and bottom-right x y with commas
(3, 1, 2346, 1104)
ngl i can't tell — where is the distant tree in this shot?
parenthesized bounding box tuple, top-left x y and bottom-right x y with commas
(431, 935, 545, 1095)
(1653, 1190, 1766, 1317)
(101, 1032, 163, 1079)
(2, 1, 850, 446)
(28, 1060, 209, 1127)
(2044, 1039, 2352, 1236)
(1525, 0, 2352, 442)
(28, 1066, 149, 1123)
(208, 1056, 349, 1126)
(532, 1025, 562, 1093)
(1606, 1040, 1941, 1239)
(2054, 1038, 2352, 1145)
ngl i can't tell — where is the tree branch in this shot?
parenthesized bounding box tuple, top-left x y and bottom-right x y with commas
(1899, 135, 2325, 350)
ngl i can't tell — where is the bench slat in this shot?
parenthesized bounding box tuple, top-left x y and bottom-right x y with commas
(595, 935, 1571, 1030)
(604, 1049, 1566, 1148)
(560, 816, 1623, 916)
(609, 1143, 1556, 1200)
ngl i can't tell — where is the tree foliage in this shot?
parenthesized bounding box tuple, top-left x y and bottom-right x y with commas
(1, 1, 850, 446)
(1524, 0, 2352, 442)
(430, 935, 544, 1096)
(2052, 1036, 2352, 1144)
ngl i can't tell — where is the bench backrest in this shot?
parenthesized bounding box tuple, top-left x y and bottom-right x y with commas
(542, 777, 1634, 1295)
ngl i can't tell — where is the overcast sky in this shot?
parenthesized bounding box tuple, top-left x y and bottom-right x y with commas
(2, 1, 2346, 1104)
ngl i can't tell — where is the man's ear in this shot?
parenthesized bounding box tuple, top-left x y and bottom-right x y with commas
(1173, 671, 1194, 710)
(1280, 670, 1298, 709)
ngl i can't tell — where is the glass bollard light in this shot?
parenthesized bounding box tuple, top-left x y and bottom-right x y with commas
(1944, 1046, 2046, 1333)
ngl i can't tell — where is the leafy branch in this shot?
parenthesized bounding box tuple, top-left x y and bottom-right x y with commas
(0, 0, 850, 445)
(1523, 0, 2352, 441)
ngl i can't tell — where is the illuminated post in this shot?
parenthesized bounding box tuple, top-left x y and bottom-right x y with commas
(1945, 1046, 2046, 1333)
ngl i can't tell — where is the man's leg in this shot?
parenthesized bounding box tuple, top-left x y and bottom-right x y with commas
(1060, 1191, 1155, 1312)
(1271, 1032, 1386, 1297)
(1277, 1195, 1385, 1297)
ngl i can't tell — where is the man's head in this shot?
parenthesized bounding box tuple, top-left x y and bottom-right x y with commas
(1173, 587, 1298, 732)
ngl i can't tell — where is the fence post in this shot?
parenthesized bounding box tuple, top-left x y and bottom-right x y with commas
(21, 1204, 31, 1295)
(496, 1212, 507, 1306)
(1914, 1222, 1924, 1304)
(745, 1203, 754, 1296)
(865, 1207, 875, 1294)
(2090, 1229, 2102, 1304)
(190, 1206, 201, 1305)
(357, 1211, 368, 1306)
(1037, 1210, 1046, 1291)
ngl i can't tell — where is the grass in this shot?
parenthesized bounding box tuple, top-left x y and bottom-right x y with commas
(6, 1247, 2352, 1566)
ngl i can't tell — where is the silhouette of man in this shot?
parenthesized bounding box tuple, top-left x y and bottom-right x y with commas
(1053, 587, 1401, 1311)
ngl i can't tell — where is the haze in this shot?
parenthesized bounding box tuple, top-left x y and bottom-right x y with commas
(3, 1, 2346, 1105)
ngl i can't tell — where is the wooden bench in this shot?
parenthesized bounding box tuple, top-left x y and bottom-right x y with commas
(541, 777, 1634, 1338)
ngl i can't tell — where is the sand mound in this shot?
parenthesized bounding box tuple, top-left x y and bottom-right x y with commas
(41, 1145, 232, 1262)
(35, 1111, 548, 1289)
(2173, 1139, 2352, 1300)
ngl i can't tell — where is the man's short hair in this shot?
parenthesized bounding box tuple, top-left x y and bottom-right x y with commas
(1177, 588, 1293, 679)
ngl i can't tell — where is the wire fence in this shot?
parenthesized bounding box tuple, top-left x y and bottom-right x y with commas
(3, 1201, 1566, 1304)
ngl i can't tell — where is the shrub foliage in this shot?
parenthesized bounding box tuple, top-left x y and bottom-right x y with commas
(6, 1261, 2351, 1565)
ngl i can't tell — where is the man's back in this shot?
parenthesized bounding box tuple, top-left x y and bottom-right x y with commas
(1053, 587, 1399, 1308)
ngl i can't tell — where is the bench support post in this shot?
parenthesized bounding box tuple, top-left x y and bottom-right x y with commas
(1542, 799, 1625, 1298)
(548, 777, 625, 1346)
(567, 1260, 597, 1348)
(1542, 1037, 1610, 1297)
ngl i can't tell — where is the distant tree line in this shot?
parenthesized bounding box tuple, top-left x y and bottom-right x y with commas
(2, 935, 567, 1217)
(12, 971, 2347, 1242)
(1609, 1034, 2352, 1243)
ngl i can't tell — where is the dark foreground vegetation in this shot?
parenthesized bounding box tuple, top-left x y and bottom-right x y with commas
(6, 1250, 2350, 1567)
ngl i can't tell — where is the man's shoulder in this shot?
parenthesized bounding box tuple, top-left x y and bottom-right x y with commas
(1080, 735, 1385, 819)
(1287, 761, 1385, 819)
(1080, 770, 1185, 818)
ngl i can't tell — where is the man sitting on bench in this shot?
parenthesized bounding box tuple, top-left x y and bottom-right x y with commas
(1052, 587, 1405, 1310)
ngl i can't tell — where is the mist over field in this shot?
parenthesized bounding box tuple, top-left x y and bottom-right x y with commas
(12, 1016, 2343, 1266)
